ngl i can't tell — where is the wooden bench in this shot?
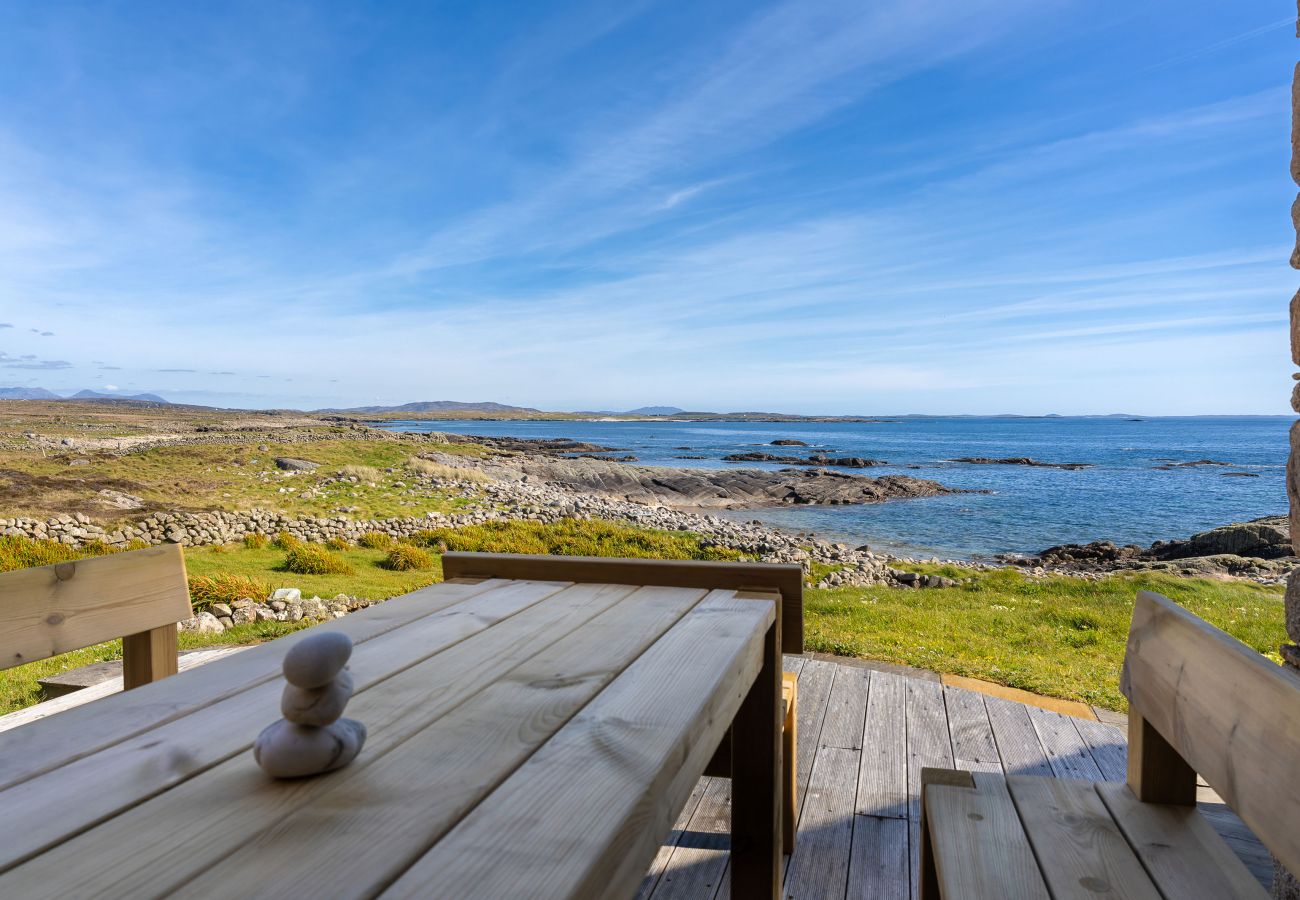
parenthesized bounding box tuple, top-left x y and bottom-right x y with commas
(918, 589, 1295, 898)
(441, 552, 805, 854)
(0, 544, 193, 692)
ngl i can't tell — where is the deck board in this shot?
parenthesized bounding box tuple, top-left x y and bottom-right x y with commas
(645, 656, 1273, 900)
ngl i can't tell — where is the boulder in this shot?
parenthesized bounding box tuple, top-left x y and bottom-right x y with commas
(274, 458, 319, 472)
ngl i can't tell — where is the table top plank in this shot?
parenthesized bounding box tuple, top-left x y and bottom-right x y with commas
(1006, 775, 1161, 900)
(0, 577, 582, 874)
(169, 584, 711, 899)
(1096, 782, 1268, 900)
(0, 580, 638, 897)
(378, 590, 776, 900)
(0, 577, 511, 791)
(926, 772, 1049, 900)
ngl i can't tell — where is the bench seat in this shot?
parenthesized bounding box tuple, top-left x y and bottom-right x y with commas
(921, 769, 1268, 899)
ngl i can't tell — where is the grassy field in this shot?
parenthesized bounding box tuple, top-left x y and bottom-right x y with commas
(0, 435, 487, 523)
(807, 563, 1285, 710)
(0, 526, 1287, 715)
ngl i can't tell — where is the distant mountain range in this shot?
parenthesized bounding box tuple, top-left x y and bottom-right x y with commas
(0, 386, 169, 403)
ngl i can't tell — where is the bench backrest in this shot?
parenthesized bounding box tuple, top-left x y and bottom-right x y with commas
(441, 552, 804, 653)
(1121, 589, 1300, 874)
(0, 544, 193, 689)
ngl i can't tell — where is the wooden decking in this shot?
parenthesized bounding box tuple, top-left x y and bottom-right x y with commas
(639, 656, 1272, 900)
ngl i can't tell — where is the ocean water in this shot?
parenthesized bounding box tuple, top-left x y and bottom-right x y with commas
(374, 417, 1290, 560)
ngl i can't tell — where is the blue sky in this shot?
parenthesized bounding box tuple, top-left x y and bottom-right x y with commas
(0, 0, 1294, 414)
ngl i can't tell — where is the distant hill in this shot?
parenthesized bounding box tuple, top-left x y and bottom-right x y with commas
(70, 389, 170, 403)
(318, 400, 545, 415)
(624, 406, 685, 416)
(0, 386, 61, 400)
(0, 386, 169, 403)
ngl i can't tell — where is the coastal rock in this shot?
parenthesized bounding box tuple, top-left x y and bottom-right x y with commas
(282, 631, 353, 689)
(1149, 516, 1291, 561)
(771, 439, 809, 446)
(455, 452, 955, 509)
(953, 457, 1091, 470)
(722, 451, 886, 468)
(253, 718, 366, 778)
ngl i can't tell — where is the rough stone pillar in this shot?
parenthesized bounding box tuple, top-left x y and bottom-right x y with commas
(1278, 14, 1300, 899)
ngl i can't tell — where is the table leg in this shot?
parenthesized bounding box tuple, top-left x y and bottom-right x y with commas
(731, 618, 781, 899)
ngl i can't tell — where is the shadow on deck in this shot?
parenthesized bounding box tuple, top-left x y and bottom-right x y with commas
(639, 655, 1272, 900)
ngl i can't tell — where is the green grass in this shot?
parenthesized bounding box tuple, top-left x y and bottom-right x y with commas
(0, 437, 488, 523)
(0, 525, 1289, 715)
(803, 567, 1286, 710)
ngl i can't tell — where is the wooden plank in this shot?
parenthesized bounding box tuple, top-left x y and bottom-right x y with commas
(1026, 705, 1104, 782)
(793, 659, 837, 821)
(984, 696, 1053, 778)
(943, 686, 1000, 773)
(784, 746, 859, 900)
(0, 646, 248, 734)
(442, 551, 804, 653)
(847, 815, 908, 900)
(1074, 717, 1128, 783)
(1005, 775, 1162, 900)
(1122, 590, 1300, 871)
(379, 592, 774, 900)
(0, 576, 508, 790)
(636, 778, 709, 900)
(1096, 782, 1268, 899)
(906, 679, 954, 900)
(646, 776, 732, 900)
(858, 671, 907, 819)
(0, 579, 604, 882)
(120, 624, 178, 689)
(164, 585, 714, 900)
(0, 544, 191, 671)
(819, 665, 870, 750)
(923, 771, 1049, 900)
(730, 591, 782, 900)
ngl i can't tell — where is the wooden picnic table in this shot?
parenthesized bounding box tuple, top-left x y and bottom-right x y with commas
(0, 554, 794, 899)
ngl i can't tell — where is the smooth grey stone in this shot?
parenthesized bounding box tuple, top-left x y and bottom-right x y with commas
(282, 631, 352, 689)
(281, 669, 354, 727)
(253, 718, 366, 779)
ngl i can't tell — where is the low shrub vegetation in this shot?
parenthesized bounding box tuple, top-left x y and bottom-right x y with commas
(382, 543, 434, 571)
(243, 532, 269, 550)
(357, 531, 394, 549)
(409, 517, 742, 561)
(283, 543, 354, 575)
(339, 464, 381, 482)
(324, 536, 352, 551)
(273, 532, 302, 552)
(188, 572, 272, 609)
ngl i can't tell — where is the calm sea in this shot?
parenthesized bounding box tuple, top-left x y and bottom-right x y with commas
(374, 417, 1290, 560)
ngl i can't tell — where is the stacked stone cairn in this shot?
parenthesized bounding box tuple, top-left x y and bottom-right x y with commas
(253, 632, 367, 778)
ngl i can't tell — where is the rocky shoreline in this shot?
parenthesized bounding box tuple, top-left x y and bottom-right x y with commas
(2, 422, 1289, 588)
